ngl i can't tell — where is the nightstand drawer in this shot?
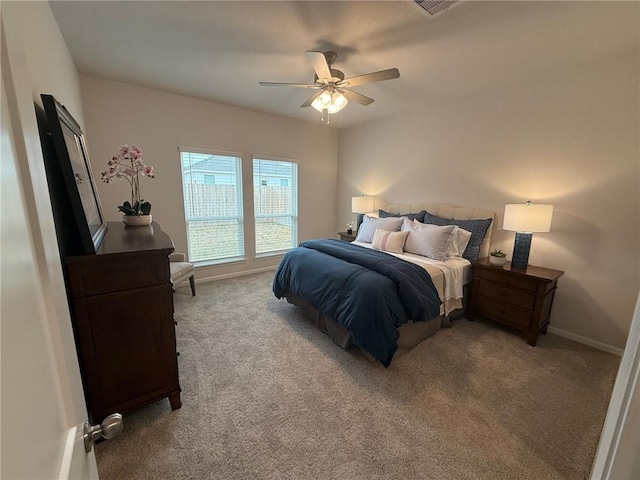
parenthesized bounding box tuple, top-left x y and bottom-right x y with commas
(477, 295, 532, 329)
(479, 268, 538, 293)
(478, 282, 535, 310)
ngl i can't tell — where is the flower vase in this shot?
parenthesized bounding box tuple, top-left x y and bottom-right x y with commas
(123, 214, 152, 226)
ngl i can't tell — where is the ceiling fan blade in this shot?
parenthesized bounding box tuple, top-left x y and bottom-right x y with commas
(340, 89, 375, 106)
(300, 91, 322, 108)
(305, 51, 332, 83)
(339, 68, 400, 88)
(259, 82, 319, 88)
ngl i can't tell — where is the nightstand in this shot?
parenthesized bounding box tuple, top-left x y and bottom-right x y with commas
(338, 231, 357, 242)
(468, 258, 564, 346)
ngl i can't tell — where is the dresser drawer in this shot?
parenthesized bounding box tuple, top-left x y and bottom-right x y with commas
(478, 268, 539, 293)
(477, 295, 531, 329)
(478, 282, 535, 310)
(67, 254, 170, 297)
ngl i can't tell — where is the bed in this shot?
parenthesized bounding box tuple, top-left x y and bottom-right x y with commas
(273, 202, 495, 366)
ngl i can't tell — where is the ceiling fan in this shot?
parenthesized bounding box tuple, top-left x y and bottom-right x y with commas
(259, 51, 400, 121)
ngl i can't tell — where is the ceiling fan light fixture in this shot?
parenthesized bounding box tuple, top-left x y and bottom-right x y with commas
(319, 90, 332, 106)
(312, 89, 348, 113)
(311, 96, 325, 112)
(333, 92, 347, 108)
(328, 93, 348, 114)
(312, 90, 333, 112)
(259, 50, 400, 122)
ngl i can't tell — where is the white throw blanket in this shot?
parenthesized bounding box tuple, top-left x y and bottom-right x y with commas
(352, 241, 470, 315)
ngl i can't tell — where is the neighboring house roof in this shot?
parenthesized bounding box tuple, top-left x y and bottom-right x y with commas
(184, 155, 295, 178)
(184, 155, 237, 174)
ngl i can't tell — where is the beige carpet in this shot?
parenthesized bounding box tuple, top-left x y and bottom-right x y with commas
(95, 271, 619, 480)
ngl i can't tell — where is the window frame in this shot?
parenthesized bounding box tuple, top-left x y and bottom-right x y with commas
(252, 155, 299, 258)
(179, 146, 245, 265)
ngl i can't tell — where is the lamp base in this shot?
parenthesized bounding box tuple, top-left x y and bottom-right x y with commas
(356, 213, 365, 231)
(511, 232, 532, 269)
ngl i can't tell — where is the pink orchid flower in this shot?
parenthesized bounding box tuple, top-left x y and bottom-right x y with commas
(104, 144, 155, 212)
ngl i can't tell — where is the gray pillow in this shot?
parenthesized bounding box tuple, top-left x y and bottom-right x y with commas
(379, 209, 426, 223)
(422, 212, 493, 262)
(355, 215, 404, 243)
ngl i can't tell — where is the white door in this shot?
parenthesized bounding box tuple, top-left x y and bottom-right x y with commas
(0, 39, 99, 479)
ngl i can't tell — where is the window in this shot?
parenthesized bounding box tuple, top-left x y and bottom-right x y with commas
(253, 158, 298, 255)
(180, 150, 244, 263)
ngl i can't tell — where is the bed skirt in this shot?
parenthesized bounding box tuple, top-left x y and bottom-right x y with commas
(284, 291, 445, 362)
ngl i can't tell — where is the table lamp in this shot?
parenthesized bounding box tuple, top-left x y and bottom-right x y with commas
(351, 195, 374, 230)
(503, 201, 553, 269)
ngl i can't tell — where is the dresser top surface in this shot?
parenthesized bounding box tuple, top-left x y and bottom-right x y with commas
(67, 221, 174, 261)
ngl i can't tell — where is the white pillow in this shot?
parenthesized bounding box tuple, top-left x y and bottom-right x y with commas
(355, 215, 404, 243)
(407, 220, 471, 258)
(447, 226, 472, 257)
(402, 218, 456, 261)
(372, 229, 409, 254)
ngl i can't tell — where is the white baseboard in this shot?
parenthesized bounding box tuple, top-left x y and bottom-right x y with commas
(196, 265, 277, 284)
(547, 326, 623, 356)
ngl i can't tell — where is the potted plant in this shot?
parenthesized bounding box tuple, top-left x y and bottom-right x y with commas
(489, 249, 507, 266)
(101, 145, 155, 226)
(346, 221, 354, 235)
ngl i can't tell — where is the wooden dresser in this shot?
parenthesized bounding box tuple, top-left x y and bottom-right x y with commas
(469, 258, 564, 346)
(65, 221, 181, 423)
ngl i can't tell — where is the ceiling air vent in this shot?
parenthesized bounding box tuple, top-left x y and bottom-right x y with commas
(411, 0, 460, 19)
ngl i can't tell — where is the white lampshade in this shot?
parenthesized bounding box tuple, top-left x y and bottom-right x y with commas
(503, 202, 554, 233)
(351, 195, 375, 214)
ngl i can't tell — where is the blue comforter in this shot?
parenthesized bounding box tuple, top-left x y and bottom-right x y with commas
(273, 239, 441, 366)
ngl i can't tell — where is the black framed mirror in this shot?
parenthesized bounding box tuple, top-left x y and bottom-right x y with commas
(41, 94, 106, 254)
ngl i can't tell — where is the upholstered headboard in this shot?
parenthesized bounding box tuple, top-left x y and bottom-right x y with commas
(384, 202, 496, 259)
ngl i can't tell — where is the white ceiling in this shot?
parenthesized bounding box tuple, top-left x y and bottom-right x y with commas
(50, 1, 638, 129)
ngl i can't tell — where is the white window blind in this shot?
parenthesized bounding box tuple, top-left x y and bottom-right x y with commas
(253, 158, 298, 255)
(180, 150, 244, 263)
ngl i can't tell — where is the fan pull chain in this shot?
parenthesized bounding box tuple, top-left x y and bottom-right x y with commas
(318, 109, 330, 125)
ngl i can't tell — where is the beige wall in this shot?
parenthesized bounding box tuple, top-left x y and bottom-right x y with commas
(3, 1, 85, 127)
(337, 53, 639, 350)
(2, 1, 97, 476)
(79, 75, 338, 280)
